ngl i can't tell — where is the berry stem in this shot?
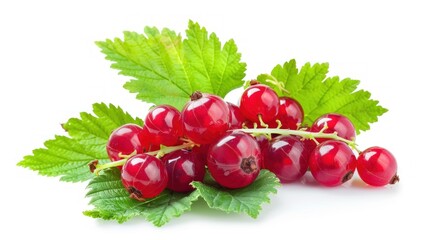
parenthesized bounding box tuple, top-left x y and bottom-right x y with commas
(261, 75, 289, 94)
(92, 142, 196, 175)
(258, 114, 269, 128)
(239, 128, 359, 151)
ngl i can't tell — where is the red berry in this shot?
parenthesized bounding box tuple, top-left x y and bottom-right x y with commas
(162, 149, 205, 192)
(268, 97, 304, 130)
(309, 140, 357, 186)
(207, 132, 262, 189)
(357, 147, 399, 186)
(182, 91, 230, 144)
(106, 124, 145, 167)
(141, 105, 183, 146)
(192, 144, 210, 165)
(239, 84, 279, 123)
(311, 113, 356, 143)
(255, 134, 270, 152)
(227, 102, 246, 129)
(263, 136, 309, 182)
(121, 154, 168, 200)
(301, 135, 318, 159)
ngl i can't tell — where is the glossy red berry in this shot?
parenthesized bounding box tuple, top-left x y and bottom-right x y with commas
(106, 124, 145, 165)
(301, 135, 317, 159)
(263, 136, 309, 182)
(182, 91, 230, 144)
(207, 131, 262, 189)
(268, 97, 304, 130)
(255, 134, 270, 152)
(192, 144, 210, 165)
(121, 154, 168, 200)
(227, 102, 246, 129)
(239, 83, 279, 123)
(311, 113, 356, 143)
(162, 149, 205, 192)
(357, 147, 399, 186)
(141, 105, 183, 146)
(309, 140, 357, 186)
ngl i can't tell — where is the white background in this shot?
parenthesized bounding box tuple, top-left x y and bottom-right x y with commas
(1, 0, 428, 239)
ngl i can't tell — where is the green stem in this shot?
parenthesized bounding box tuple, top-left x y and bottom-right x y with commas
(93, 142, 195, 175)
(264, 76, 289, 94)
(93, 159, 127, 175)
(239, 128, 359, 151)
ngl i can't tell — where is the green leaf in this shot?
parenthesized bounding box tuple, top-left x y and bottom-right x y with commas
(257, 60, 388, 133)
(17, 103, 142, 182)
(192, 170, 280, 218)
(84, 169, 200, 226)
(97, 20, 246, 110)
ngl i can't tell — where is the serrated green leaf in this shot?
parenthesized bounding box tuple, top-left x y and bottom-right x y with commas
(18, 136, 106, 182)
(17, 103, 142, 182)
(257, 60, 388, 133)
(84, 169, 200, 226)
(192, 170, 280, 218)
(184, 21, 246, 96)
(97, 20, 246, 110)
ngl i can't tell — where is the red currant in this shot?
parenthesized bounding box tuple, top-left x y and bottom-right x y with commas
(311, 113, 356, 143)
(309, 140, 357, 186)
(106, 124, 145, 166)
(357, 147, 399, 186)
(302, 135, 317, 159)
(121, 153, 168, 200)
(141, 105, 183, 146)
(162, 149, 205, 192)
(268, 97, 303, 130)
(182, 91, 230, 144)
(227, 102, 246, 129)
(207, 131, 262, 189)
(255, 134, 270, 152)
(192, 144, 210, 165)
(239, 83, 279, 123)
(263, 136, 309, 182)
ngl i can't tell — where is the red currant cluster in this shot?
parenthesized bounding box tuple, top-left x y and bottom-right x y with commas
(100, 82, 398, 201)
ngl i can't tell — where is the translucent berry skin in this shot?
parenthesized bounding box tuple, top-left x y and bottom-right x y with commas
(106, 124, 145, 165)
(162, 149, 205, 192)
(227, 102, 246, 129)
(239, 84, 280, 123)
(207, 132, 262, 189)
(141, 105, 183, 146)
(302, 136, 317, 160)
(121, 154, 168, 200)
(263, 136, 309, 182)
(357, 147, 398, 186)
(182, 92, 230, 144)
(192, 144, 210, 165)
(268, 97, 304, 130)
(309, 140, 357, 186)
(311, 113, 356, 143)
(255, 134, 270, 152)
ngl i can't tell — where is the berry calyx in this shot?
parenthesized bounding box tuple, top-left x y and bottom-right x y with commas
(182, 91, 230, 144)
(311, 113, 356, 143)
(207, 131, 262, 189)
(309, 140, 357, 186)
(162, 149, 205, 192)
(239, 84, 280, 123)
(121, 153, 168, 200)
(357, 147, 399, 186)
